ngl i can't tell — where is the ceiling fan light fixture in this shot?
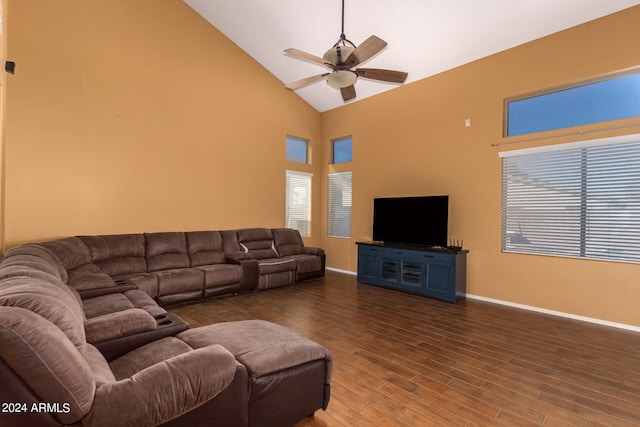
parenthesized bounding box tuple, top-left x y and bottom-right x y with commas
(326, 70, 357, 89)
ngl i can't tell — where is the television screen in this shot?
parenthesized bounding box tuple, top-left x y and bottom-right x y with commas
(372, 196, 448, 247)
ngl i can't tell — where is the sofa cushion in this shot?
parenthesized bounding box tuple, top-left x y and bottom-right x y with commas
(145, 232, 190, 271)
(186, 231, 227, 266)
(113, 273, 159, 299)
(256, 257, 297, 275)
(108, 336, 194, 380)
(286, 254, 322, 274)
(0, 306, 95, 424)
(82, 289, 166, 319)
(79, 234, 147, 276)
(197, 264, 243, 288)
(0, 276, 86, 347)
(152, 268, 204, 299)
(67, 271, 116, 293)
(82, 292, 135, 319)
(84, 308, 158, 344)
(0, 264, 63, 284)
(123, 289, 166, 316)
(1, 243, 68, 282)
(0, 265, 84, 309)
(178, 320, 332, 382)
(221, 229, 242, 253)
(236, 228, 279, 259)
(84, 344, 116, 387)
(272, 228, 305, 256)
(41, 237, 92, 272)
(87, 344, 237, 427)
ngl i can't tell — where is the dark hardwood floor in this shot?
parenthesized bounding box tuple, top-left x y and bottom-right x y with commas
(170, 271, 640, 426)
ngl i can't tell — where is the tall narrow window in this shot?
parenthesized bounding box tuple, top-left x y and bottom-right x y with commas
(286, 171, 312, 237)
(332, 136, 352, 164)
(501, 134, 640, 263)
(286, 136, 308, 164)
(328, 172, 352, 238)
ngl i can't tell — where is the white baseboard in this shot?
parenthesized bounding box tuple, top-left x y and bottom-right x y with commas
(465, 293, 640, 333)
(326, 267, 357, 276)
(325, 268, 640, 333)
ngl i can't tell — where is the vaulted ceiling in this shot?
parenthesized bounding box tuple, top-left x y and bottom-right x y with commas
(184, 0, 640, 112)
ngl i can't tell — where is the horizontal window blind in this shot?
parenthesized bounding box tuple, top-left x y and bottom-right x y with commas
(328, 172, 352, 238)
(501, 135, 640, 263)
(286, 170, 312, 237)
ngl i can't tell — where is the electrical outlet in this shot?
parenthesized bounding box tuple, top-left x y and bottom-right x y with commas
(465, 118, 471, 127)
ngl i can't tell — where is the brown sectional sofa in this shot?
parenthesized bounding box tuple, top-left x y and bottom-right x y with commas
(0, 228, 331, 427)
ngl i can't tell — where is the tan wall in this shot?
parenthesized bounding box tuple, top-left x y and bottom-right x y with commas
(3, 2, 640, 327)
(319, 6, 640, 327)
(2, 0, 322, 248)
(0, 0, 8, 249)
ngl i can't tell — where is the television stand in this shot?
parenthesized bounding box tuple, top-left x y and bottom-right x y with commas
(356, 241, 467, 303)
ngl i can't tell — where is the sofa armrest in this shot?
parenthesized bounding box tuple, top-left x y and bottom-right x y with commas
(85, 308, 157, 344)
(225, 251, 253, 263)
(85, 345, 237, 427)
(302, 246, 324, 256)
(94, 313, 190, 361)
(78, 284, 138, 300)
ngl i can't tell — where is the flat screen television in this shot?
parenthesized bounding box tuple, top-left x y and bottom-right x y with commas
(372, 195, 448, 247)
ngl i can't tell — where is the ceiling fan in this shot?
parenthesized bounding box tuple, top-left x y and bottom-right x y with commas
(284, 0, 408, 102)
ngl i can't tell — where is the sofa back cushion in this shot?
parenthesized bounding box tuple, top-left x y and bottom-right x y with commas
(41, 237, 92, 272)
(0, 306, 95, 424)
(220, 229, 242, 253)
(1, 243, 68, 282)
(272, 228, 305, 256)
(236, 228, 278, 260)
(79, 234, 147, 276)
(0, 276, 86, 348)
(145, 232, 190, 272)
(186, 231, 226, 267)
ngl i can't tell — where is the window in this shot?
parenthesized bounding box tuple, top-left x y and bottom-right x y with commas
(328, 172, 352, 238)
(286, 170, 312, 237)
(505, 71, 640, 137)
(286, 135, 308, 163)
(332, 136, 352, 164)
(500, 134, 640, 263)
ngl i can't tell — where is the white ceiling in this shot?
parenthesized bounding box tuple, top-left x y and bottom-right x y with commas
(183, 0, 640, 112)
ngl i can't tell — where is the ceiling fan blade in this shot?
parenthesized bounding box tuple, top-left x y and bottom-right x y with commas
(285, 73, 330, 91)
(356, 68, 408, 83)
(341, 85, 356, 102)
(344, 35, 387, 67)
(284, 48, 334, 67)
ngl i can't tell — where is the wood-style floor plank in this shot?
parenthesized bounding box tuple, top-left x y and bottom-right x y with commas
(170, 271, 640, 426)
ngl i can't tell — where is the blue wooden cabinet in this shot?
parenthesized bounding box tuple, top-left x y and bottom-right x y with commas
(356, 242, 467, 303)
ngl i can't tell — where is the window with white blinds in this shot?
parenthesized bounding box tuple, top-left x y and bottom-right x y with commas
(500, 134, 640, 263)
(286, 170, 312, 237)
(328, 171, 352, 238)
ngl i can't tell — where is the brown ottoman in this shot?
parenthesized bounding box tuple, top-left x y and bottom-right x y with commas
(178, 320, 332, 427)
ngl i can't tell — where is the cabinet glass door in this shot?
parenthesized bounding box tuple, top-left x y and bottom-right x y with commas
(401, 261, 422, 287)
(380, 258, 399, 283)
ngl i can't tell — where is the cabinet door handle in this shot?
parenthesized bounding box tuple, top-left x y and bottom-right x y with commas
(423, 255, 434, 258)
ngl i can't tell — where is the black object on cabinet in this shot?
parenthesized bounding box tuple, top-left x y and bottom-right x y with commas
(356, 242, 467, 303)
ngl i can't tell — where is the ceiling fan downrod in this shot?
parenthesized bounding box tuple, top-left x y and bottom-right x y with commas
(334, 0, 355, 48)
